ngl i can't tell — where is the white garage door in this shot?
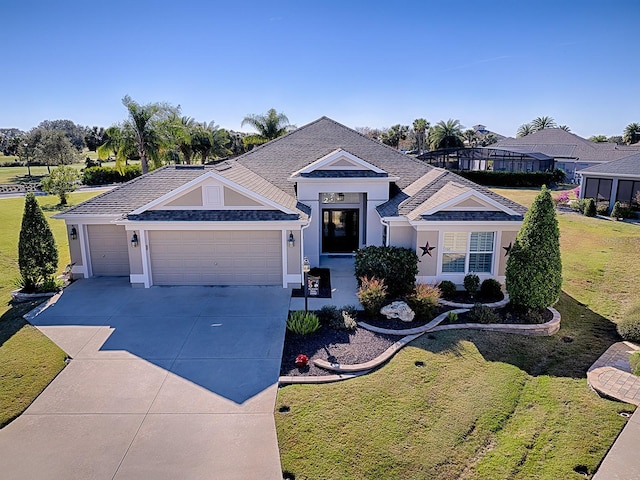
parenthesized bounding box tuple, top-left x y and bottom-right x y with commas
(149, 230, 282, 286)
(87, 225, 130, 276)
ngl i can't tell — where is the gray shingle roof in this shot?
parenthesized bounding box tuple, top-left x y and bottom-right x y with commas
(422, 211, 523, 221)
(579, 153, 640, 176)
(297, 170, 388, 178)
(127, 210, 300, 221)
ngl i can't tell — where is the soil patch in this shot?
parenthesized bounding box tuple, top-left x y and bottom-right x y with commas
(444, 305, 553, 325)
(443, 291, 504, 304)
(280, 326, 397, 376)
(362, 306, 449, 330)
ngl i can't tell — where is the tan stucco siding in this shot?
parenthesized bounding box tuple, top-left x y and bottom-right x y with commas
(287, 230, 301, 275)
(416, 231, 439, 277)
(164, 187, 203, 207)
(498, 230, 518, 276)
(128, 231, 143, 274)
(389, 225, 415, 249)
(224, 187, 262, 206)
(68, 224, 82, 266)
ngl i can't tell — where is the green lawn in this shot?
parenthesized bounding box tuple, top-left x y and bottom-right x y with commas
(0, 191, 101, 427)
(277, 187, 639, 479)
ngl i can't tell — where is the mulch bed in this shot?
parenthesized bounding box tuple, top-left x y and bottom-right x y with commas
(443, 305, 553, 325)
(362, 306, 449, 330)
(280, 326, 397, 376)
(443, 291, 504, 304)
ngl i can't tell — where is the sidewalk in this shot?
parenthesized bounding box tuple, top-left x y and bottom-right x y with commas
(588, 342, 640, 480)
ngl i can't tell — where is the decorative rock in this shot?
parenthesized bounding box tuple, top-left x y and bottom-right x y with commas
(380, 301, 415, 322)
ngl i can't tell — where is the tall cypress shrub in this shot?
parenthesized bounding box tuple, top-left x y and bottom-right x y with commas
(505, 186, 562, 310)
(18, 193, 58, 292)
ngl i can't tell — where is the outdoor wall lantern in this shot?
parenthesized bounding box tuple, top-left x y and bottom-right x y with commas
(288, 231, 295, 248)
(131, 233, 139, 248)
(69, 226, 78, 240)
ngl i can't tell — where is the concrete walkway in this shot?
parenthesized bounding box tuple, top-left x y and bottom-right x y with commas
(0, 278, 291, 480)
(589, 342, 640, 480)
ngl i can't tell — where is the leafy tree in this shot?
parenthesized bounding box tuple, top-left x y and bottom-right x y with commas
(463, 128, 478, 146)
(623, 123, 640, 145)
(428, 119, 465, 150)
(41, 165, 81, 205)
(36, 119, 85, 151)
(481, 133, 498, 146)
(517, 123, 533, 137)
(559, 125, 571, 132)
(84, 126, 107, 151)
(505, 186, 562, 310)
(608, 135, 624, 145)
(226, 130, 247, 157)
(241, 108, 294, 148)
(97, 125, 136, 165)
(32, 130, 81, 173)
(589, 135, 609, 143)
(191, 121, 230, 162)
(381, 124, 409, 149)
(18, 193, 59, 292)
(412, 118, 429, 154)
(530, 116, 557, 131)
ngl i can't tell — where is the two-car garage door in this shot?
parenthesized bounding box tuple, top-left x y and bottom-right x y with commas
(149, 230, 282, 286)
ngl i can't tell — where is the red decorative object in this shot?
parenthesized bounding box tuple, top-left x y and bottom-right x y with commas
(295, 354, 309, 368)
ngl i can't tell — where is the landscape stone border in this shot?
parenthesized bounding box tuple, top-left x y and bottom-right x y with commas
(0, 183, 41, 194)
(279, 370, 371, 385)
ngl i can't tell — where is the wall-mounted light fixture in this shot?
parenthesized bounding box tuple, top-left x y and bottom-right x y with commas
(288, 231, 295, 248)
(131, 233, 139, 248)
(337, 193, 345, 201)
(69, 226, 78, 240)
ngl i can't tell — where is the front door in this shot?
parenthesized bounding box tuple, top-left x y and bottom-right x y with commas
(322, 209, 359, 253)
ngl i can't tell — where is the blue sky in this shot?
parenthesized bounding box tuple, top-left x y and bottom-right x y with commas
(1, 0, 638, 138)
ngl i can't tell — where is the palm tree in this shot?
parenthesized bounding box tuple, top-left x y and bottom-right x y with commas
(481, 133, 498, 146)
(381, 124, 409, 149)
(623, 123, 640, 145)
(463, 128, 478, 147)
(168, 115, 197, 164)
(428, 119, 465, 150)
(412, 118, 429, 154)
(97, 125, 136, 165)
(192, 121, 230, 163)
(530, 116, 557, 131)
(559, 125, 571, 132)
(241, 108, 294, 148)
(517, 123, 533, 137)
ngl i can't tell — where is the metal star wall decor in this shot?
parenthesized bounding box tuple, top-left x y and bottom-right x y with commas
(503, 242, 512, 257)
(420, 241, 436, 257)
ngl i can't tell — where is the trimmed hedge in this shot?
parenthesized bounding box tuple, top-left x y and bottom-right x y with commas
(451, 169, 565, 187)
(617, 304, 640, 343)
(354, 246, 418, 298)
(82, 165, 142, 185)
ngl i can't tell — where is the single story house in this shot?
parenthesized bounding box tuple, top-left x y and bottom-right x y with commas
(579, 153, 640, 211)
(494, 129, 640, 182)
(56, 117, 527, 288)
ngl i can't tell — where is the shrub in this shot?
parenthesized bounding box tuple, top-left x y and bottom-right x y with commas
(611, 201, 635, 219)
(339, 308, 358, 331)
(85, 157, 102, 168)
(480, 278, 503, 300)
(357, 276, 387, 316)
(506, 186, 562, 310)
(446, 311, 459, 323)
(451, 170, 559, 188)
(596, 201, 609, 216)
(41, 165, 80, 205)
(317, 305, 357, 331)
(611, 201, 623, 219)
(568, 198, 585, 212)
(18, 193, 59, 293)
(617, 304, 640, 343)
(37, 276, 63, 293)
(468, 303, 499, 324)
(407, 283, 440, 318)
(583, 198, 597, 217)
(630, 351, 640, 376)
(82, 165, 142, 185)
(354, 246, 418, 298)
(463, 273, 480, 297)
(286, 311, 320, 335)
(438, 280, 457, 299)
(317, 305, 340, 326)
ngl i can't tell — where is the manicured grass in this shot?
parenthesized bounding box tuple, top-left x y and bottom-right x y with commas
(0, 154, 123, 184)
(277, 187, 638, 479)
(0, 191, 101, 427)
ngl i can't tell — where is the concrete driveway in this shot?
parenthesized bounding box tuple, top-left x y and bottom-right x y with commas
(0, 278, 291, 480)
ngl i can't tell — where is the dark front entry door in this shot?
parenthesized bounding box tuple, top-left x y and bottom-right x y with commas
(322, 209, 359, 253)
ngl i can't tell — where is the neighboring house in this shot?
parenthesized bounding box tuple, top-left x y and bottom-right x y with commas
(56, 117, 526, 288)
(579, 153, 640, 211)
(417, 147, 554, 172)
(494, 129, 640, 182)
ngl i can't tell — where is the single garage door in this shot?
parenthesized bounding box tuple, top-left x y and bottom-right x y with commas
(149, 230, 282, 286)
(87, 224, 130, 276)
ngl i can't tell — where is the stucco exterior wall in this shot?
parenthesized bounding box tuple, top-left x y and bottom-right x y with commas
(127, 230, 144, 275)
(68, 224, 83, 266)
(287, 230, 301, 275)
(224, 187, 262, 206)
(498, 230, 518, 276)
(389, 224, 415, 249)
(416, 230, 439, 277)
(165, 187, 203, 207)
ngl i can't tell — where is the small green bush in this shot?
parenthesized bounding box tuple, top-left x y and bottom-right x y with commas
(463, 274, 480, 297)
(468, 303, 499, 324)
(438, 280, 457, 299)
(446, 311, 459, 323)
(568, 198, 585, 212)
(357, 276, 387, 316)
(317, 305, 340, 325)
(287, 311, 320, 335)
(480, 278, 503, 300)
(630, 351, 640, 376)
(611, 201, 635, 219)
(339, 308, 358, 331)
(617, 304, 640, 343)
(354, 246, 418, 298)
(596, 201, 609, 216)
(583, 198, 597, 217)
(37, 276, 63, 293)
(407, 283, 440, 318)
(317, 305, 357, 331)
(82, 165, 142, 185)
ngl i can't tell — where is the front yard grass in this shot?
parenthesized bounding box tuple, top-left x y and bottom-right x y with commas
(0, 191, 100, 427)
(277, 187, 639, 479)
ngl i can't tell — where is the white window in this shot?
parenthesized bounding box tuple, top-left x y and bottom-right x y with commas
(442, 232, 494, 274)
